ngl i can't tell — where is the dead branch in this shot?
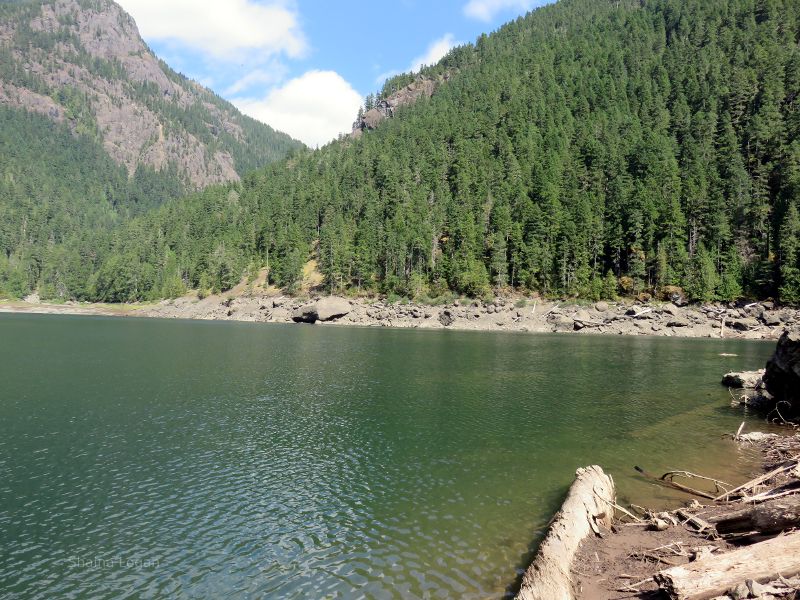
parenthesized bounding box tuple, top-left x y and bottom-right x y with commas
(635, 466, 716, 500)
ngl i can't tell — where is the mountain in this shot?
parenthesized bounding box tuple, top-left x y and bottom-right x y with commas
(0, 0, 302, 189)
(0, 0, 303, 300)
(3, 0, 800, 305)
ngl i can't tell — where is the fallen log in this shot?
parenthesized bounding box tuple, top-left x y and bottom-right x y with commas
(516, 465, 615, 600)
(654, 531, 800, 600)
(634, 466, 716, 500)
(711, 495, 800, 536)
(714, 459, 799, 502)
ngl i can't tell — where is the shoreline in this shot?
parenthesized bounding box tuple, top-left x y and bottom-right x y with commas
(2, 293, 797, 340)
(565, 429, 800, 600)
(517, 330, 800, 600)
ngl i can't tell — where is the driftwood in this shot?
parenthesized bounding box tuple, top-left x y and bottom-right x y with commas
(516, 465, 615, 600)
(714, 459, 800, 502)
(675, 509, 712, 533)
(661, 471, 731, 494)
(654, 531, 800, 600)
(711, 495, 800, 536)
(634, 466, 716, 500)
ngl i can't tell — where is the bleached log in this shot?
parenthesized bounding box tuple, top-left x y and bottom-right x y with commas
(654, 531, 800, 600)
(515, 465, 615, 600)
(714, 459, 799, 502)
(712, 495, 800, 536)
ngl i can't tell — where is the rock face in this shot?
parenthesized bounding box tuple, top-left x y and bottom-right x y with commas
(291, 297, 351, 323)
(763, 329, 800, 417)
(352, 76, 442, 135)
(0, 0, 301, 189)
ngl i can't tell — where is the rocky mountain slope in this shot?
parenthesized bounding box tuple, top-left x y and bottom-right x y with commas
(0, 0, 302, 189)
(352, 75, 444, 136)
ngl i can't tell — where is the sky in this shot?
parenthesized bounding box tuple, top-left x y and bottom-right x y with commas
(115, 0, 553, 148)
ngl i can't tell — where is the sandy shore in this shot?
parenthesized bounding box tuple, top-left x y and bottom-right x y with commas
(2, 293, 797, 340)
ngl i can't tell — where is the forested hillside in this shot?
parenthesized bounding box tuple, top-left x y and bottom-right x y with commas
(0, 0, 303, 300)
(3, 0, 800, 304)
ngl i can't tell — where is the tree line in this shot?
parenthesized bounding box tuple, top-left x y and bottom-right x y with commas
(2, 0, 800, 305)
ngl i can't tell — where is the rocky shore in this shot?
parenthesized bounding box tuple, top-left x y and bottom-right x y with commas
(138, 293, 800, 340)
(4, 292, 799, 340)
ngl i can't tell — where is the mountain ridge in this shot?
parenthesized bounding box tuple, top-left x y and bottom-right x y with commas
(3, 0, 800, 306)
(0, 0, 302, 189)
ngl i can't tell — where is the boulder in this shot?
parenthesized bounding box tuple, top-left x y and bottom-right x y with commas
(667, 317, 690, 328)
(548, 314, 574, 332)
(729, 317, 759, 332)
(291, 297, 351, 323)
(594, 301, 609, 312)
(721, 370, 765, 389)
(661, 304, 679, 317)
(314, 297, 351, 321)
(291, 304, 317, 323)
(763, 328, 800, 418)
(662, 285, 687, 306)
(439, 309, 455, 327)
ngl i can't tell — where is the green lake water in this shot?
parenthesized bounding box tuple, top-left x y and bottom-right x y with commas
(0, 314, 776, 598)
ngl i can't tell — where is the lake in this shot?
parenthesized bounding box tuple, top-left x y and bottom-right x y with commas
(0, 314, 775, 598)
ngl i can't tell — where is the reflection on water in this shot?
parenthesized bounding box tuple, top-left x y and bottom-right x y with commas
(0, 315, 774, 598)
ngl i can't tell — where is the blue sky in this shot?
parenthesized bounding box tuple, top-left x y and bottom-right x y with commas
(115, 0, 553, 147)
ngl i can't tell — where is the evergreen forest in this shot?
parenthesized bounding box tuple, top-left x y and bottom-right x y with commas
(2, 0, 800, 305)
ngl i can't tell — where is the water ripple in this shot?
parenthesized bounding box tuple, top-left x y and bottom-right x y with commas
(0, 316, 776, 598)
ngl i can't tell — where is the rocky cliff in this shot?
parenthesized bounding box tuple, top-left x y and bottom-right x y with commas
(0, 0, 302, 188)
(352, 75, 445, 136)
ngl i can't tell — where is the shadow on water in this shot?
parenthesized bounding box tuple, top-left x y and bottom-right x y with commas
(503, 484, 571, 598)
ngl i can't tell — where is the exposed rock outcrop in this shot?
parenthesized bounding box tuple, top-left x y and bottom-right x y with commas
(352, 76, 443, 135)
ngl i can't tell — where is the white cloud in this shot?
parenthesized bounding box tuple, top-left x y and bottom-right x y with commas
(375, 33, 460, 86)
(464, 0, 542, 22)
(233, 71, 363, 148)
(409, 33, 459, 73)
(224, 64, 288, 96)
(116, 0, 306, 60)
(374, 69, 399, 85)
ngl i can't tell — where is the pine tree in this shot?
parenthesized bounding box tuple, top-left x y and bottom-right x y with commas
(779, 204, 800, 303)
